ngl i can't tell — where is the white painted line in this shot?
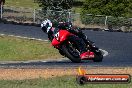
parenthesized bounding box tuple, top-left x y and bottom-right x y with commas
(57, 60, 63, 62)
(0, 33, 48, 42)
(0, 63, 6, 64)
(99, 49, 109, 56)
(41, 61, 47, 63)
(15, 36, 21, 37)
(21, 60, 48, 63)
(22, 37, 27, 38)
(9, 35, 14, 36)
(22, 61, 30, 63)
(36, 39, 42, 41)
(0, 34, 5, 36)
(43, 40, 49, 42)
(30, 38, 36, 40)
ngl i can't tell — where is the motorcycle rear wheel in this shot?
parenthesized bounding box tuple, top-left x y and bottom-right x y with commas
(93, 50, 103, 62)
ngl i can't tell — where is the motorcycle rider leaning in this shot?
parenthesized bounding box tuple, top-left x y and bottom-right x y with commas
(41, 19, 94, 60)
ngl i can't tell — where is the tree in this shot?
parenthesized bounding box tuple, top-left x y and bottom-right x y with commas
(35, 0, 73, 10)
(82, 0, 132, 17)
(34, 0, 74, 26)
(80, 0, 132, 30)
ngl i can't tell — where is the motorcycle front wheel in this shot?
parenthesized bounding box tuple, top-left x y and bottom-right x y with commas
(61, 36, 82, 63)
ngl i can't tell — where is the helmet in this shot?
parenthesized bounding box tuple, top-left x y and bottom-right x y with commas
(41, 19, 52, 33)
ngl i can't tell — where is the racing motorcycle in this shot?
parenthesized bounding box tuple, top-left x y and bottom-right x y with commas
(51, 28, 103, 63)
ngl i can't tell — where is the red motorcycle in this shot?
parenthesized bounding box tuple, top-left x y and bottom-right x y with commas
(51, 29, 103, 63)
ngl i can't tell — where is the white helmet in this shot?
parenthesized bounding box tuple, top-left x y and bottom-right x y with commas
(41, 19, 53, 33)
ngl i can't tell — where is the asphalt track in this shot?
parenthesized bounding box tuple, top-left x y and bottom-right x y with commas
(0, 23, 132, 68)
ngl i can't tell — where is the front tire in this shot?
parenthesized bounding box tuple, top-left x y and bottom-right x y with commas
(61, 36, 83, 63)
(61, 44, 81, 63)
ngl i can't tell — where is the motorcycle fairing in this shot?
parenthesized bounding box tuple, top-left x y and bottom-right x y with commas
(51, 30, 74, 47)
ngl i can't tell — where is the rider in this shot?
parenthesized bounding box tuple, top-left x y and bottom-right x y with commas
(41, 19, 94, 60)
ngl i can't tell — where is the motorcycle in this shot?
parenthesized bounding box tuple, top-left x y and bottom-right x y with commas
(51, 28, 103, 63)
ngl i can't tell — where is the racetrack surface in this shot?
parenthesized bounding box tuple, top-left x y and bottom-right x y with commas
(0, 23, 132, 68)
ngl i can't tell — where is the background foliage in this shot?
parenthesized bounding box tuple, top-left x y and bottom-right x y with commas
(82, 0, 132, 18)
(35, 0, 132, 28)
(81, 0, 132, 27)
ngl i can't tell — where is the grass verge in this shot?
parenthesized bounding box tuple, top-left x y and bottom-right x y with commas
(0, 76, 131, 88)
(5, 0, 39, 8)
(0, 35, 62, 61)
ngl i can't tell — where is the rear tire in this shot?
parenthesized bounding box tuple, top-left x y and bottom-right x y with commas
(93, 50, 103, 62)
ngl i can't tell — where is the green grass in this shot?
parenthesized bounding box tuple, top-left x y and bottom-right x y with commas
(5, 0, 39, 8)
(0, 35, 62, 61)
(0, 76, 131, 88)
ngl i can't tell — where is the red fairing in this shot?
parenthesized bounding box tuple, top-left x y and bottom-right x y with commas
(51, 30, 73, 47)
(51, 38, 60, 47)
(59, 30, 73, 42)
